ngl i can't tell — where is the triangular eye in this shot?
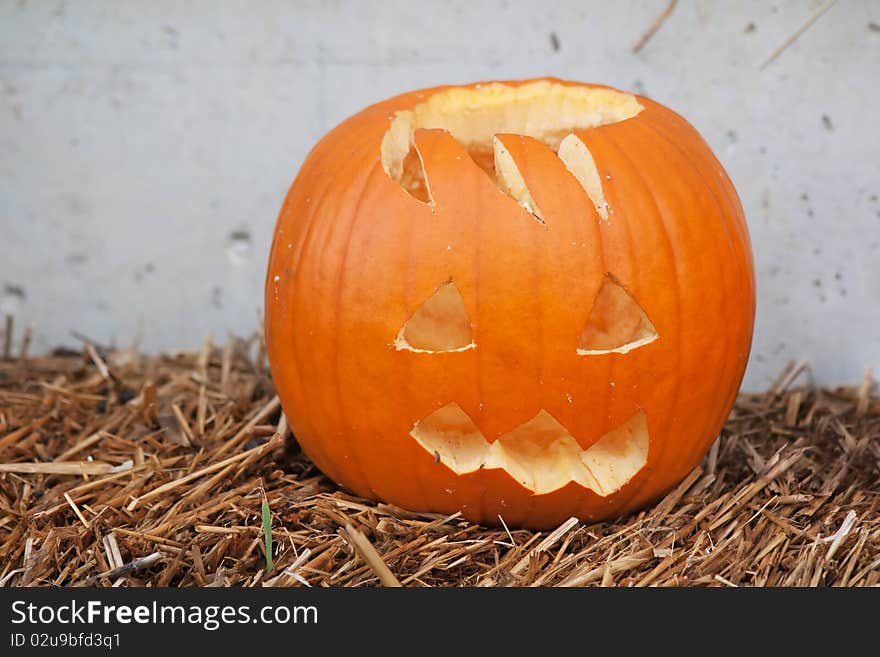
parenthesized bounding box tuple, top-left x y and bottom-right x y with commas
(395, 282, 475, 353)
(577, 275, 658, 355)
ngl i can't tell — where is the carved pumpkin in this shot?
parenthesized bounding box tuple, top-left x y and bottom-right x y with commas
(265, 79, 755, 529)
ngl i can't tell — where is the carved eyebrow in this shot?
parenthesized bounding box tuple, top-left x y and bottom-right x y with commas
(395, 281, 475, 353)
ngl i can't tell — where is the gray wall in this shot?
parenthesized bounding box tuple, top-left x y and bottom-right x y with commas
(2, 1, 878, 390)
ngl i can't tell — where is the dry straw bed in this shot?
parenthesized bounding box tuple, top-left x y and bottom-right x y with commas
(0, 329, 878, 587)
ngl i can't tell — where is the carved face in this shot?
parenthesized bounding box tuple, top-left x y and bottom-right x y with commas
(266, 79, 755, 529)
(400, 276, 654, 498)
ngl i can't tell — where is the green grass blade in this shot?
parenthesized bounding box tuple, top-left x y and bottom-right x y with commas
(262, 496, 273, 574)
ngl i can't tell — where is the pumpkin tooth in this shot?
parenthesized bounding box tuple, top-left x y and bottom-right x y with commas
(410, 405, 649, 496)
(492, 136, 545, 224)
(380, 109, 414, 181)
(557, 133, 610, 220)
(577, 411, 649, 496)
(577, 274, 658, 355)
(410, 137, 436, 209)
(409, 128, 500, 210)
(398, 141, 433, 206)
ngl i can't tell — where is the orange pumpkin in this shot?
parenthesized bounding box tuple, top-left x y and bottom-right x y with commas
(265, 78, 755, 529)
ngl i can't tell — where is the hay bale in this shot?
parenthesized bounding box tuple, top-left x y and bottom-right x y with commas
(0, 335, 877, 587)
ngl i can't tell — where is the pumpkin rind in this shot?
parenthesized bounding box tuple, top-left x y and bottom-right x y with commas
(265, 78, 755, 529)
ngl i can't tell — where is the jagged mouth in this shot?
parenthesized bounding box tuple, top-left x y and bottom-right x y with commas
(410, 403, 649, 496)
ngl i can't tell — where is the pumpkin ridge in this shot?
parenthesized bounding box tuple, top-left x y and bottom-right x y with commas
(597, 124, 685, 513)
(280, 148, 344, 483)
(633, 116, 753, 475)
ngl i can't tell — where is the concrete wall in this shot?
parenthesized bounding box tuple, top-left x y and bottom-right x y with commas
(1, 1, 878, 390)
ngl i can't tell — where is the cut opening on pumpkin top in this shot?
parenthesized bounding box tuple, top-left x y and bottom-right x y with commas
(381, 80, 643, 214)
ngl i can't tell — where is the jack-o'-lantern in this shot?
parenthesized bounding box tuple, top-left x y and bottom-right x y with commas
(265, 79, 755, 529)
